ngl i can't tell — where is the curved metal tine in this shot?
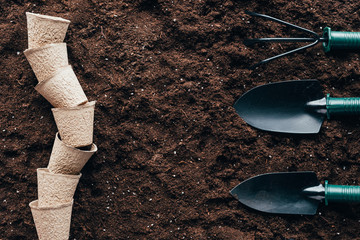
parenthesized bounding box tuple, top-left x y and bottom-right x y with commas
(245, 11, 320, 38)
(249, 39, 319, 70)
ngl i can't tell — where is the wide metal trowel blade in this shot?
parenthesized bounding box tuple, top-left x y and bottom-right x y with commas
(230, 172, 320, 215)
(234, 80, 325, 134)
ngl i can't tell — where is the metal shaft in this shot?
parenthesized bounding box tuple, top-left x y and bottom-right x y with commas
(303, 184, 325, 201)
(245, 37, 327, 45)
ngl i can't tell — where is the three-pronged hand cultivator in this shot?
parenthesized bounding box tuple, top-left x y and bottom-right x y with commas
(244, 11, 360, 69)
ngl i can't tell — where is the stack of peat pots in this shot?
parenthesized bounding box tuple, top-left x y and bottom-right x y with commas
(24, 13, 97, 240)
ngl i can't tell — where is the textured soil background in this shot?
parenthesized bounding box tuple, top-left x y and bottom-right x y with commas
(1, 0, 360, 239)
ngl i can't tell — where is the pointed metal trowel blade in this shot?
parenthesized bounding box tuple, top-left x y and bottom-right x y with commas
(234, 80, 326, 134)
(230, 172, 321, 215)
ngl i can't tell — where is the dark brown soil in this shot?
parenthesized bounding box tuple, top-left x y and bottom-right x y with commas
(1, 0, 360, 239)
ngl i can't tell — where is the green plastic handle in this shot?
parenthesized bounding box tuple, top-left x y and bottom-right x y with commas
(322, 27, 360, 52)
(324, 180, 360, 205)
(326, 94, 360, 119)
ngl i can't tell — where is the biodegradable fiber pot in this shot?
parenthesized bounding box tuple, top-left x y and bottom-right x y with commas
(29, 200, 73, 240)
(37, 168, 81, 207)
(35, 65, 88, 108)
(52, 101, 96, 147)
(26, 12, 70, 49)
(24, 43, 68, 83)
(48, 132, 97, 175)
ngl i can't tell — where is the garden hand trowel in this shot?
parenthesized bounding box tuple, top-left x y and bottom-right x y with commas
(234, 79, 360, 134)
(230, 171, 360, 215)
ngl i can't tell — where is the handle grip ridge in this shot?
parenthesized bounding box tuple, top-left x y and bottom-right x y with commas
(326, 94, 360, 119)
(323, 27, 360, 52)
(325, 180, 360, 205)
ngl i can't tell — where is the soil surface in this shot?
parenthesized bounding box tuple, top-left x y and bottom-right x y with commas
(1, 0, 360, 239)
